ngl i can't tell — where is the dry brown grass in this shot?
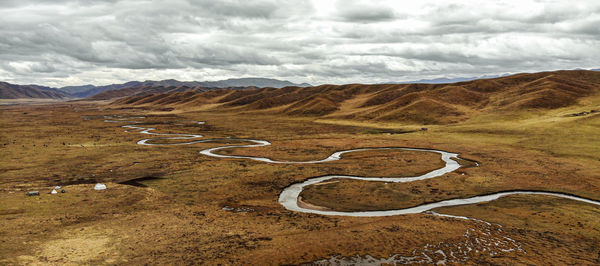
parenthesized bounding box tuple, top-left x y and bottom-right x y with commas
(1, 96, 599, 264)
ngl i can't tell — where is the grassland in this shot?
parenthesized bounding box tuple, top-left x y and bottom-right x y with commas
(1, 89, 599, 264)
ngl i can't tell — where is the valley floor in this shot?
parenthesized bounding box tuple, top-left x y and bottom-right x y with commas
(1, 101, 599, 264)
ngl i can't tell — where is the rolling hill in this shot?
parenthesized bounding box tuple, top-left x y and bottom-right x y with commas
(61, 78, 310, 98)
(109, 70, 600, 124)
(1, 78, 311, 99)
(87, 85, 230, 100)
(0, 82, 69, 99)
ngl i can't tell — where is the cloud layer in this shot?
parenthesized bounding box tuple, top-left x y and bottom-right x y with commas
(1, 0, 599, 86)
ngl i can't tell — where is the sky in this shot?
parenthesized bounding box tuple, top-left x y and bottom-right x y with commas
(1, 0, 599, 87)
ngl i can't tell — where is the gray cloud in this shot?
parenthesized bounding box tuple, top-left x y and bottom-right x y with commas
(334, 0, 396, 22)
(0, 0, 599, 87)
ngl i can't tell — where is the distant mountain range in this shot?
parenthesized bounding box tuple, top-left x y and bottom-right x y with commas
(60, 78, 312, 98)
(2, 69, 598, 100)
(0, 78, 312, 99)
(393, 68, 599, 84)
(0, 82, 69, 99)
(399, 74, 506, 84)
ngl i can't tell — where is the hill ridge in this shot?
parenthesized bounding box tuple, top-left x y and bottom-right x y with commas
(109, 70, 600, 124)
(0, 82, 69, 99)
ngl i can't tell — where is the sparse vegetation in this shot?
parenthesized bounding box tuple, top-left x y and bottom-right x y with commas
(1, 70, 599, 264)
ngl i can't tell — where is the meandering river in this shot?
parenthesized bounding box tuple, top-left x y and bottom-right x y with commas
(104, 116, 600, 218)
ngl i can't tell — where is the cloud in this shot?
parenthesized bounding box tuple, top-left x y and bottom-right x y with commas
(0, 0, 599, 87)
(334, 0, 396, 22)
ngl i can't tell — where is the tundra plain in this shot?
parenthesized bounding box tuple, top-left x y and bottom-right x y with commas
(1, 71, 600, 264)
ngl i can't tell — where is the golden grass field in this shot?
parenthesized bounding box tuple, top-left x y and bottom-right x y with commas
(1, 85, 599, 265)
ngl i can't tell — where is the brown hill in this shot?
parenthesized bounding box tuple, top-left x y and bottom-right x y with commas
(108, 70, 600, 124)
(0, 82, 68, 99)
(88, 85, 213, 100)
(89, 84, 261, 101)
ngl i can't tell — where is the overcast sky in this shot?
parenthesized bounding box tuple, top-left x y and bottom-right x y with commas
(1, 0, 599, 87)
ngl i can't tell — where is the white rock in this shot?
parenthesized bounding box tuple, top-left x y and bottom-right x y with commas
(94, 183, 107, 190)
(51, 189, 58, 194)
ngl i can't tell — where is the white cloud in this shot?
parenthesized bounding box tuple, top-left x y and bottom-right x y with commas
(0, 0, 599, 87)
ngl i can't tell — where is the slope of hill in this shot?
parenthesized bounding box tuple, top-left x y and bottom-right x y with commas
(88, 85, 223, 100)
(0, 82, 69, 99)
(65, 81, 144, 98)
(61, 78, 310, 98)
(392, 74, 505, 84)
(59, 84, 95, 94)
(200, 78, 311, 88)
(109, 70, 600, 125)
